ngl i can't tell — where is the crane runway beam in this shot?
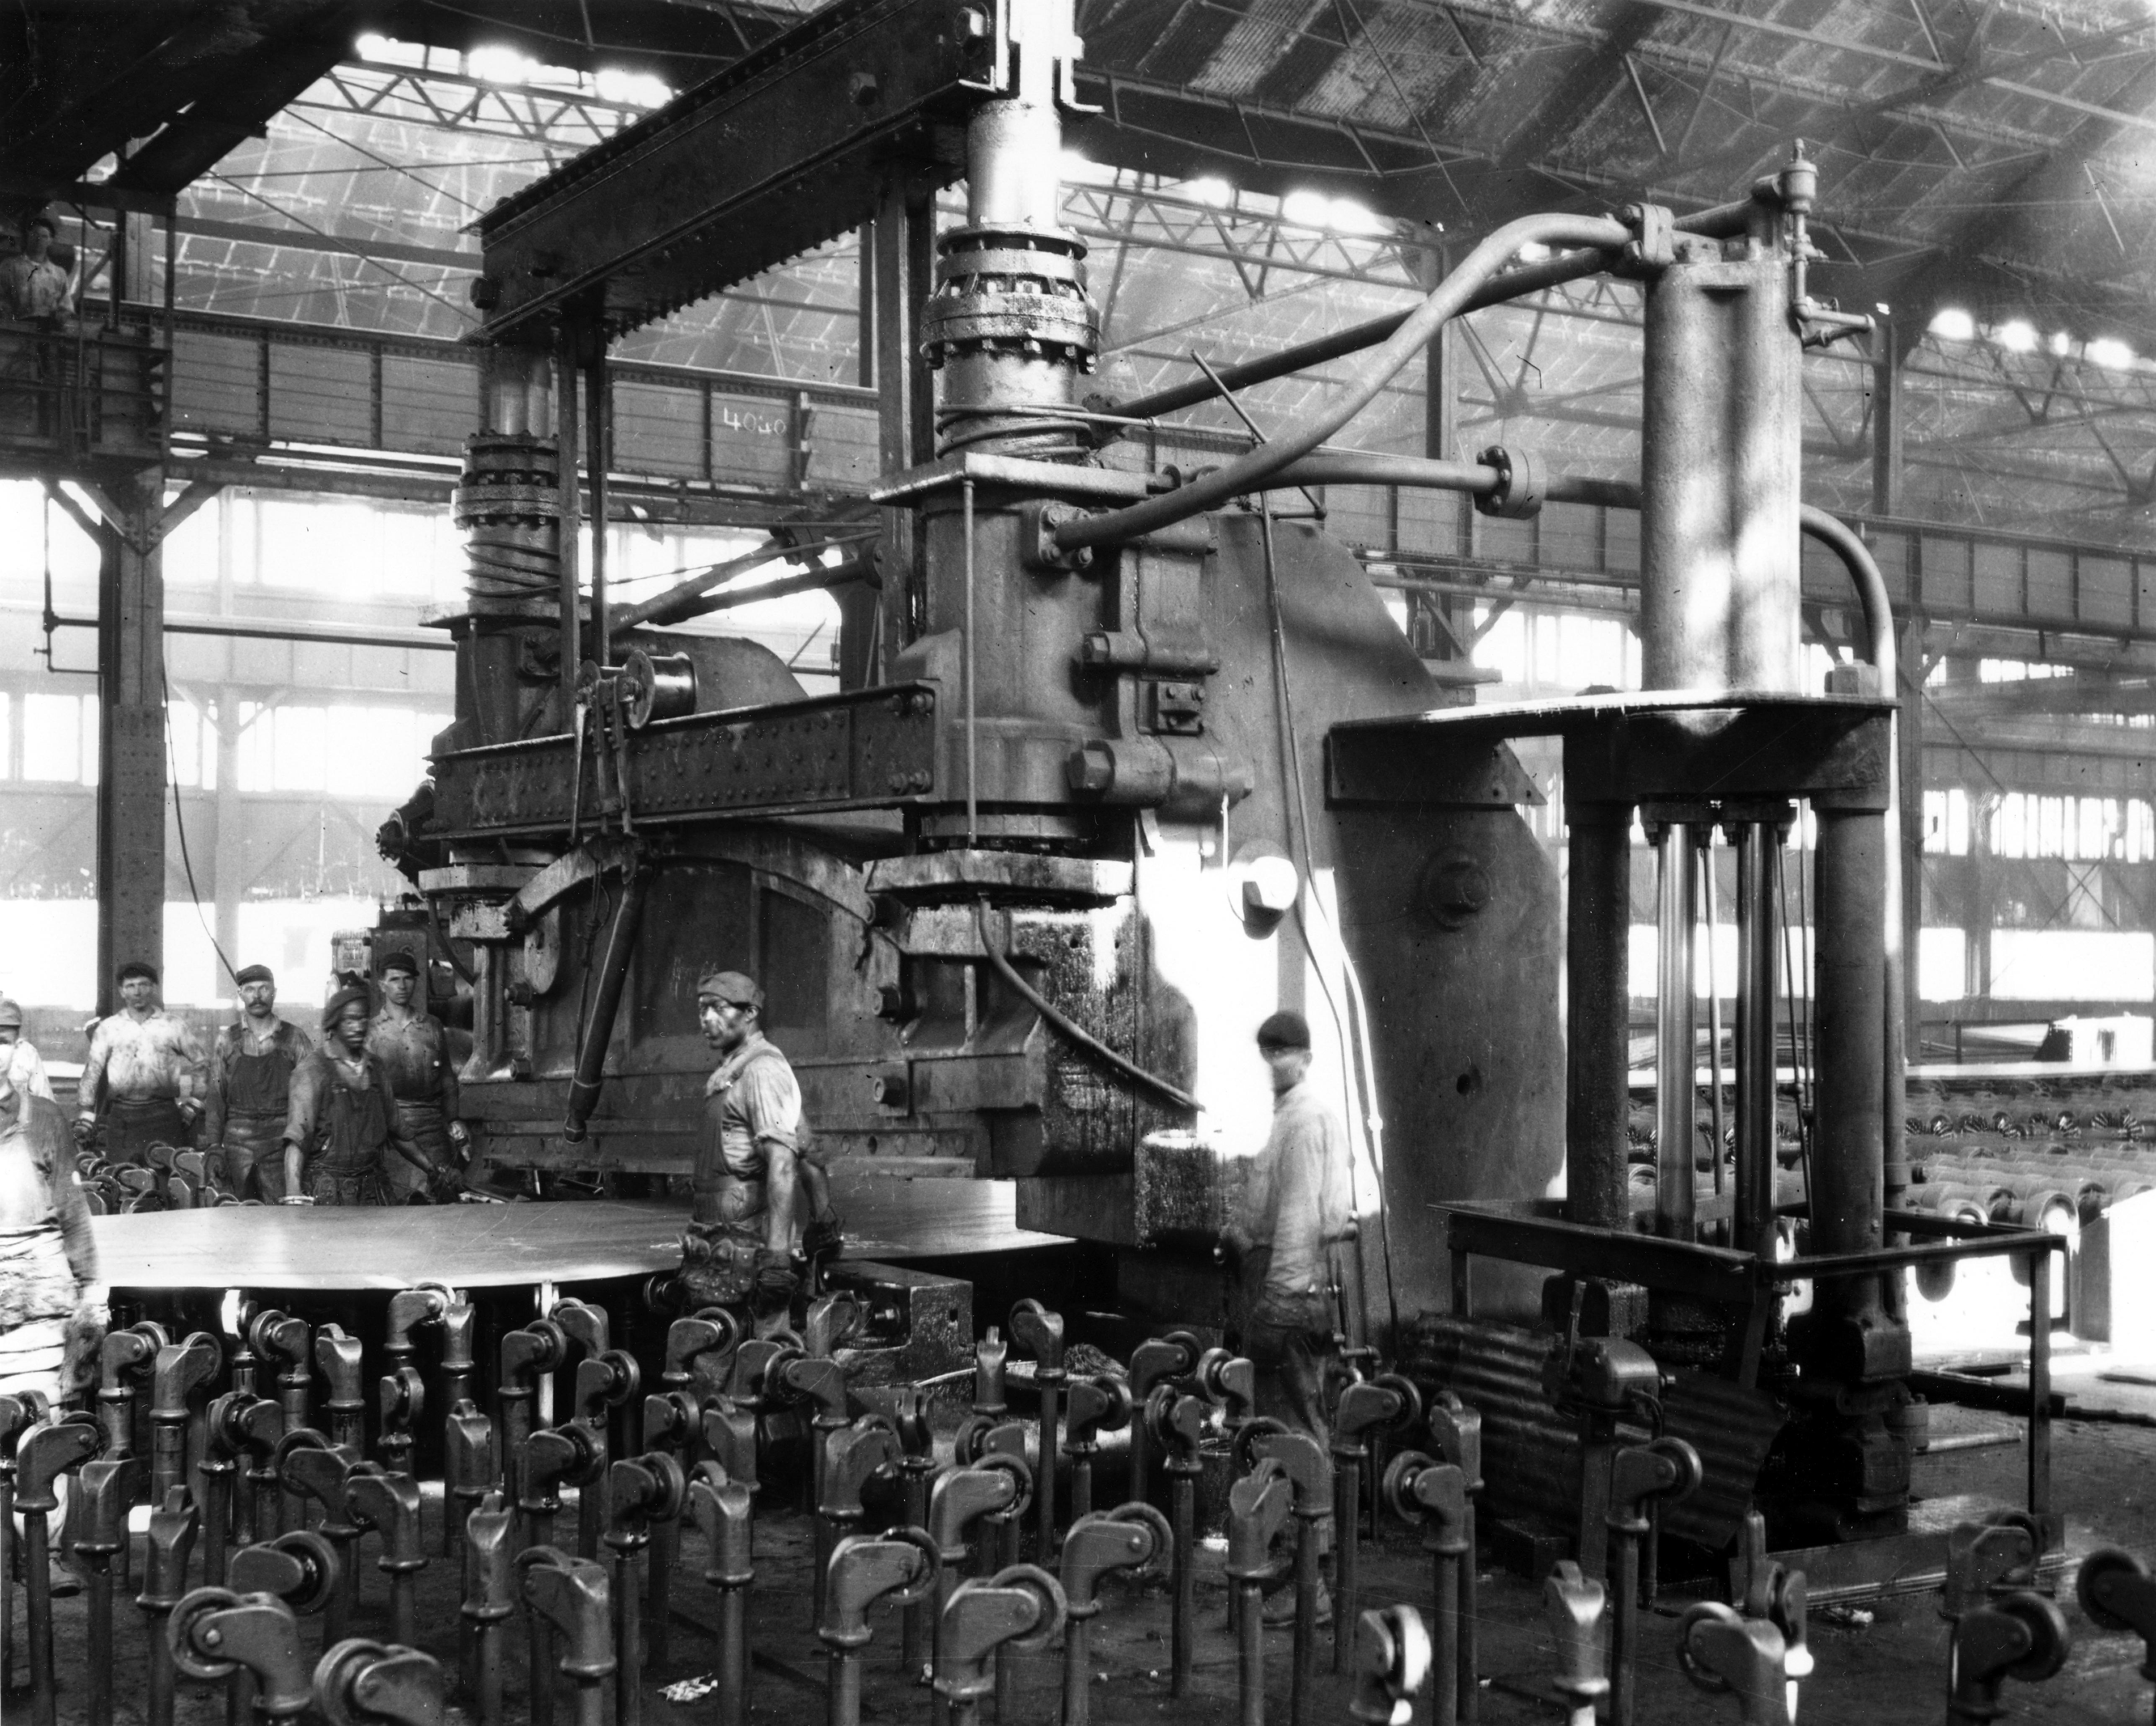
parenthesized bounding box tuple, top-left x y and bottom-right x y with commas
(469, 0, 978, 344)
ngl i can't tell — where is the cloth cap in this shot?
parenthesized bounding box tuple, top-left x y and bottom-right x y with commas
(697, 969, 763, 1009)
(322, 982, 372, 1030)
(378, 950, 420, 977)
(233, 963, 274, 988)
(0, 999, 21, 1030)
(1255, 1009, 1312, 1051)
(117, 960, 159, 985)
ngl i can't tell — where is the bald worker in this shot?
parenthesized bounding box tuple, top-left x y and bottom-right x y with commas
(280, 983, 456, 1207)
(203, 964, 311, 1202)
(76, 961, 204, 1165)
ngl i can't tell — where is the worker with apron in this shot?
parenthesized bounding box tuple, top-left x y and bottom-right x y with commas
(678, 968, 811, 1335)
(280, 983, 452, 1207)
(366, 950, 468, 1203)
(75, 960, 204, 1164)
(204, 963, 311, 1201)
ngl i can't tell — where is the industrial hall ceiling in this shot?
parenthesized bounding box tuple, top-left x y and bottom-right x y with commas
(8, 0, 2156, 542)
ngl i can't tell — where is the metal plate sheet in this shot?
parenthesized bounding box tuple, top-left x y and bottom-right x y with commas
(94, 1185, 1065, 1292)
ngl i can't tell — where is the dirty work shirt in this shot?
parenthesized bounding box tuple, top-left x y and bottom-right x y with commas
(80, 1008, 203, 1115)
(283, 1048, 419, 1205)
(206, 1018, 312, 1200)
(368, 1007, 461, 1202)
(1234, 1078, 1353, 1328)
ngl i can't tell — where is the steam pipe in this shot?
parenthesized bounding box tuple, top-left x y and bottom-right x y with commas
(562, 863, 649, 1141)
(1107, 189, 1772, 430)
(1050, 212, 1633, 553)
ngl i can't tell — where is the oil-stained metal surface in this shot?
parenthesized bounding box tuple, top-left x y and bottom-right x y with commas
(1402, 1314, 1783, 1551)
(429, 684, 939, 834)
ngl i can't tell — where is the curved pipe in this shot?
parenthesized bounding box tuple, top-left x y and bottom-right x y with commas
(973, 902, 1200, 1113)
(1052, 212, 1632, 554)
(563, 865, 650, 1142)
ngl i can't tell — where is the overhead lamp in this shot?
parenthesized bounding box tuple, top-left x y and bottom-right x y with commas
(1188, 176, 1234, 208)
(355, 32, 393, 60)
(2089, 337, 2135, 370)
(1928, 307, 1974, 340)
(596, 67, 673, 107)
(2049, 330, 2072, 357)
(1995, 318, 2038, 353)
(467, 44, 538, 86)
(1281, 189, 1332, 228)
(1328, 198, 1387, 236)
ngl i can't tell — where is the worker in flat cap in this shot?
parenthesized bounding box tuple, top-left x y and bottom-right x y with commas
(0, 997, 53, 1102)
(367, 949, 468, 1203)
(75, 961, 205, 1166)
(203, 964, 311, 1202)
(679, 968, 840, 1333)
(280, 982, 458, 1206)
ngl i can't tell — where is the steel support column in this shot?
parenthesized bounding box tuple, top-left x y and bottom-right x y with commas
(95, 467, 168, 1009)
(870, 170, 937, 663)
(1565, 801, 1632, 1233)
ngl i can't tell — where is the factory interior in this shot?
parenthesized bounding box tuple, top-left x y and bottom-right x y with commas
(16, 0, 2156, 1721)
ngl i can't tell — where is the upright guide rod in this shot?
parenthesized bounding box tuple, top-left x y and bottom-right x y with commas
(1732, 817, 1783, 1260)
(1653, 818, 1698, 1241)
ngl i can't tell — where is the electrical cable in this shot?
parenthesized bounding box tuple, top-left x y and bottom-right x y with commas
(164, 677, 237, 991)
(972, 899, 1200, 1114)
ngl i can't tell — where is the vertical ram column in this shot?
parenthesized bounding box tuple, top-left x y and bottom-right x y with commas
(456, 343, 561, 747)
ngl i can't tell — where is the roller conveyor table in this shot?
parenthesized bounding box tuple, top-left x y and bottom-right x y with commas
(91, 1186, 1064, 1292)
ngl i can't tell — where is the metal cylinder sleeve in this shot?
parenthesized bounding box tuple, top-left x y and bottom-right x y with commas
(925, 229, 1099, 455)
(454, 434, 563, 619)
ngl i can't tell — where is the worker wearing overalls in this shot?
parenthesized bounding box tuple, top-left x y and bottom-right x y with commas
(203, 963, 311, 1201)
(279, 984, 451, 1206)
(681, 969, 808, 1335)
(367, 950, 468, 1202)
(75, 960, 204, 1164)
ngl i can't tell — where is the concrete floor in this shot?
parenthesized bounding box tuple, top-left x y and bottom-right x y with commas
(11, 1372, 2156, 1725)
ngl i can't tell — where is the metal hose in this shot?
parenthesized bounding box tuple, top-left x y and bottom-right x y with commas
(1050, 211, 1632, 554)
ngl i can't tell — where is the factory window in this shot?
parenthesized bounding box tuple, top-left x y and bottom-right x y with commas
(168, 695, 217, 791)
(1473, 606, 1639, 691)
(235, 702, 450, 797)
(1923, 788, 1971, 855)
(21, 692, 96, 784)
(1982, 793, 2151, 861)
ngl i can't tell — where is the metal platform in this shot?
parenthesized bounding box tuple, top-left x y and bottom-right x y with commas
(91, 1184, 1067, 1293)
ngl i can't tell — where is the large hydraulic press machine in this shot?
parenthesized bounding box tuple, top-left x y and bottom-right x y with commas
(380, 0, 2054, 1546)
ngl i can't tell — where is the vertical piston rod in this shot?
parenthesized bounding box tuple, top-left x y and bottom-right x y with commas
(1653, 818, 1698, 1241)
(1731, 817, 1784, 1260)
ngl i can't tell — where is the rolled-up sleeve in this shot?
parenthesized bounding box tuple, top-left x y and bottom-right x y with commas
(281, 1057, 322, 1150)
(733, 1057, 800, 1151)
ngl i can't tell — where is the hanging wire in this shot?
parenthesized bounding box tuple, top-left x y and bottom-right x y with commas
(165, 676, 238, 990)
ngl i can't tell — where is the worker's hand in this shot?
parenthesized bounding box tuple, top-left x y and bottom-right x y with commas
(71, 1115, 96, 1150)
(62, 1294, 108, 1392)
(801, 1210, 844, 1263)
(750, 1249, 800, 1318)
(426, 1161, 465, 1201)
(280, 1194, 314, 1206)
(447, 1120, 471, 1154)
(176, 1097, 201, 1124)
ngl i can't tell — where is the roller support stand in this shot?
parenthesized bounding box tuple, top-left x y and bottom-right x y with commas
(936, 1565, 1067, 1726)
(926, 1455, 1030, 1726)
(72, 1456, 136, 1726)
(1146, 1388, 1207, 1700)
(347, 1467, 427, 1650)
(1127, 1333, 1199, 1512)
(251, 1312, 312, 1536)
(19, 1414, 102, 1726)
(314, 1637, 448, 1726)
(229, 1530, 344, 1726)
(316, 1327, 367, 1455)
(888, 1388, 938, 1676)
(1606, 1438, 1703, 1726)
(570, 1350, 639, 1562)
(462, 1492, 515, 1726)
(168, 1585, 311, 1723)
(1058, 1503, 1171, 1726)
(445, 1399, 497, 1572)
(522, 1547, 616, 1726)
(521, 1426, 597, 1726)
(1545, 1561, 1608, 1726)
(1382, 1452, 1468, 1726)
(820, 1529, 938, 1726)
(1010, 1301, 1067, 1561)
(1426, 1392, 1484, 1725)
(1945, 1592, 2070, 1726)
(0, 1390, 48, 1695)
(497, 1318, 569, 1556)
(640, 1390, 697, 1668)
(1330, 1377, 1415, 1674)
(277, 1431, 364, 1646)
(1250, 1429, 1333, 1726)
(690, 1463, 754, 1726)
(606, 1451, 687, 1726)
(150, 1330, 223, 1518)
(1227, 1461, 1293, 1726)
(821, 1416, 903, 1640)
(1348, 1605, 1431, 1726)
(139, 1487, 201, 1726)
